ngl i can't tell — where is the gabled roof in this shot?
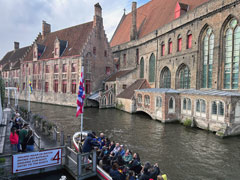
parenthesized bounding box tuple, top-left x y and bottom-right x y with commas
(117, 79, 151, 99)
(110, 0, 209, 47)
(0, 46, 30, 70)
(106, 69, 135, 82)
(23, 21, 93, 61)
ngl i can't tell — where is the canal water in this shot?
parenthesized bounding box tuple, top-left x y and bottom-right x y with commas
(19, 101, 240, 180)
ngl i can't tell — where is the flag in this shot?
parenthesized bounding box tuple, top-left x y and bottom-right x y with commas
(29, 81, 33, 93)
(76, 69, 85, 117)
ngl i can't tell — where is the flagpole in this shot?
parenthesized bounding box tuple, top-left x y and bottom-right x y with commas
(28, 82, 30, 113)
(80, 66, 84, 142)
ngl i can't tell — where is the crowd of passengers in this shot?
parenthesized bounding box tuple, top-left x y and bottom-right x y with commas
(9, 111, 35, 153)
(80, 132, 167, 180)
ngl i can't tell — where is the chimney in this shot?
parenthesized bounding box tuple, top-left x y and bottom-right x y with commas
(93, 3, 103, 28)
(14, 42, 19, 50)
(130, 2, 137, 41)
(42, 20, 51, 39)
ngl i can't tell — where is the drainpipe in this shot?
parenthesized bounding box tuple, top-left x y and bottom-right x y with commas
(155, 30, 158, 88)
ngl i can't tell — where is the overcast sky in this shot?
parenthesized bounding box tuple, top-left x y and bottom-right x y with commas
(0, 0, 149, 59)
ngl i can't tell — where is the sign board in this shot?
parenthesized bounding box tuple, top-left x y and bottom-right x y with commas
(13, 148, 62, 173)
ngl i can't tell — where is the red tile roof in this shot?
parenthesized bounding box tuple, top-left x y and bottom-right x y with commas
(117, 79, 151, 99)
(110, 0, 209, 47)
(106, 69, 135, 82)
(23, 21, 93, 61)
(1, 46, 30, 70)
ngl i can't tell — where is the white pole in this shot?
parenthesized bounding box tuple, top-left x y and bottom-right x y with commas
(28, 85, 30, 112)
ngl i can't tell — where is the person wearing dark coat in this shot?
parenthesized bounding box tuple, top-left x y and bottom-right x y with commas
(109, 163, 125, 180)
(138, 162, 160, 180)
(82, 133, 100, 153)
(129, 153, 142, 175)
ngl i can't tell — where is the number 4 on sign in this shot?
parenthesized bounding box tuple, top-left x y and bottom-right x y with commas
(52, 151, 60, 163)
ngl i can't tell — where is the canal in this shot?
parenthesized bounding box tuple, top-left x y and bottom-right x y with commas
(19, 101, 240, 180)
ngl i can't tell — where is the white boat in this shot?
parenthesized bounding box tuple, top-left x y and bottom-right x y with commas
(73, 131, 113, 180)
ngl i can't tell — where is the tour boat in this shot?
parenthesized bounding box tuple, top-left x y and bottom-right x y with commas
(73, 132, 113, 180)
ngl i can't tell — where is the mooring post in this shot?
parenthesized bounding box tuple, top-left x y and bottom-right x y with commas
(60, 131, 64, 146)
(67, 135, 71, 148)
(93, 148, 97, 173)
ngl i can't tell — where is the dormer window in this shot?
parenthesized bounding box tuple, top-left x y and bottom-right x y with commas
(175, 2, 189, 19)
(54, 37, 67, 58)
(33, 42, 45, 61)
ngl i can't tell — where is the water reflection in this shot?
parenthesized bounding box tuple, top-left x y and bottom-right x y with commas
(18, 101, 240, 180)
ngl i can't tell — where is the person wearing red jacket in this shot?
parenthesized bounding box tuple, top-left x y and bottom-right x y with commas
(10, 127, 19, 152)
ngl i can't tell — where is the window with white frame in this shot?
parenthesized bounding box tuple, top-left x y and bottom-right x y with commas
(144, 95, 150, 106)
(156, 96, 162, 108)
(196, 99, 206, 117)
(138, 94, 142, 104)
(182, 98, 191, 114)
(211, 101, 224, 116)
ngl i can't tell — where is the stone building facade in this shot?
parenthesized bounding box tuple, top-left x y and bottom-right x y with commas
(16, 3, 114, 106)
(109, 0, 240, 136)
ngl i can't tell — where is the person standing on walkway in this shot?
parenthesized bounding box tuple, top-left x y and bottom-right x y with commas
(25, 130, 35, 152)
(19, 124, 28, 152)
(9, 127, 19, 153)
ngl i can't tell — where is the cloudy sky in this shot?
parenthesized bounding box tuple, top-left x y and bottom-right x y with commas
(0, 0, 149, 59)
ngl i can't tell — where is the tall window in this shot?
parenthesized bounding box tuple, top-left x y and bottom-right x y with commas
(168, 39, 172, 54)
(45, 65, 50, 73)
(123, 54, 126, 66)
(196, 99, 206, 116)
(187, 31, 192, 49)
(140, 58, 144, 78)
(177, 35, 182, 52)
(156, 96, 162, 108)
(33, 80, 36, 89)
(71, 63, 76, 72)
(202, 27, 214, 88)
(45, 82, 49, 92)
(71, 80, 76, 94)
(138, 94, 142, 103)
(54, 64, 59, 73)
(149, 53, 155, 83)
(108, 93, 113, 105)
(38, 80, 42, 90)
(86, 80, 90, 94)
(212, 101, 224, 116)
(62, 64, 67, 73)
(179, 65, 191, 89)
(136, 49, 139, 64)
(161, 67, 171, 88)
(144, 95, 150, 106)
(224, 18, 240, 89)
(62, 80, 67, 93)
(169, 97, 175, 113)
(54, 80, 58, 93)
(161, 42, 165, 56)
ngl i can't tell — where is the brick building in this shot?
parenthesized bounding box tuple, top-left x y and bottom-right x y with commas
(17, 3, 114, 106)
(109, 0, 240, 136)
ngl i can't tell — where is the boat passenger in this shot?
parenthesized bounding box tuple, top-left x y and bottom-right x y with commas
(126, 170, 136, 180)
(97, 132, 105, 149)
(109, 163, 125, 180)
(109, 141, 115, 152)
(82, 132, 100, 153)
(116, 145, 125, 157)
(123, 149, 133, 164)
(138, 162, 160, 180)
(19, 123, 29, 152)
(112, 143, 120, 154)
(129, 153, 142, 175)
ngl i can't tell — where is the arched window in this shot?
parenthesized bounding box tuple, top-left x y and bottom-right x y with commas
(212, 101, 217, 115)
(138, 94, 142, 103)
(161, 67, 171, 88)
(179, 65, 191, 89)
(156, 96, 162, 108)
(219, 101, 224, 116)
(102, 96, 106, 105)
(108, 93, 112, 105)
(177, 35, 182, 52)
(161, 42, 165, 56)
(201, 100, 206, 113)
(169, 97, 175, 113)
(202, 27, 214, 88)
(140, 57, 144, 78)
(187, 99, 191, 110)
(224, 18, 240, 89)
(168, 39, 172, 54)
(149, 54, 155, 82)
(144, 95, 150, 106)
(187, 31, 192, 49)
(183, 99, 187, 110)
(196, 100, 200, 112)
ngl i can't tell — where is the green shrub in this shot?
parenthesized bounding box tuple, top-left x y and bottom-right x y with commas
(0, 158, 5, 163)
(183, 118, 192, 127)
(116, 102, 124, 109)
